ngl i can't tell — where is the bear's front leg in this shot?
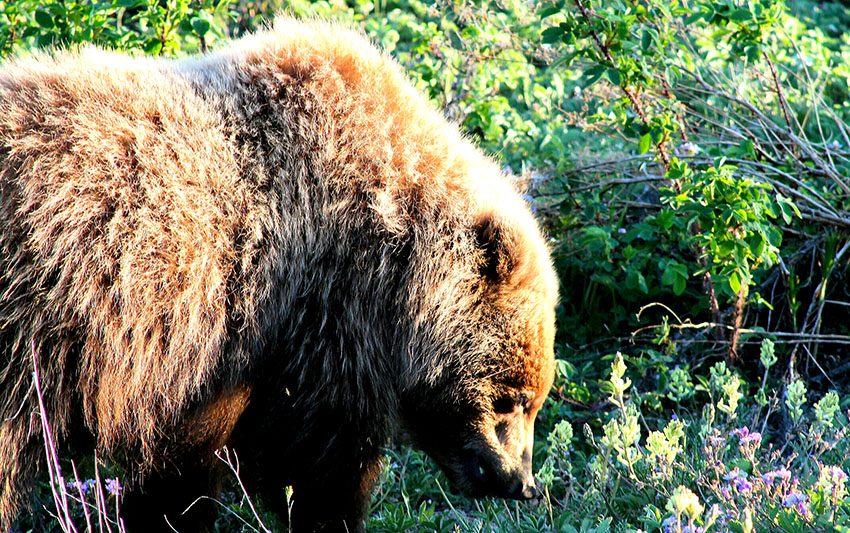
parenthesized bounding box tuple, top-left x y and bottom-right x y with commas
(120, 461, 224, 533)
(288, 456, 384, 533)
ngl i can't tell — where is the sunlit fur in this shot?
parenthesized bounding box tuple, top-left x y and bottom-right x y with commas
(0, 18, 557, 532)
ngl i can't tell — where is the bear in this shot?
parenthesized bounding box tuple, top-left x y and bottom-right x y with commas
(0, 17, 558, 532)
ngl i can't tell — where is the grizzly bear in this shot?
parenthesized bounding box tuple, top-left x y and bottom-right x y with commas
(0, 17, 558, 532)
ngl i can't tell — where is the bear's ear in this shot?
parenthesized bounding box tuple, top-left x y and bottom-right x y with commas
(474, 213, 514, 283)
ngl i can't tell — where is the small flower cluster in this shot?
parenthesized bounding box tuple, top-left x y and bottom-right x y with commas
(762, 467, 791, 486)
(105, 478, 122, 497)
(661, 515, 703, 533)
(662, 486, 705, 533)
(730, 426, 761, 461)
(576, 357, 850, 533)
(722, 467, 752, 495)
(781, 491, 809, 517)
(729, 426, 761, 447)
(64, 477, 122, 497)
(817, 463, 848, 503)
(66, 479, 96, 495)
(707, 426, 813, 523)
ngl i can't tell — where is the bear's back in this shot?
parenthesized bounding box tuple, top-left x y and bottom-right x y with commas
(0, 48, 247, 446)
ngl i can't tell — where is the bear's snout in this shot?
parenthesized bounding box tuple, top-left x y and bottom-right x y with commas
(505, 473, 539, 501)
(461, 450, 539, 500)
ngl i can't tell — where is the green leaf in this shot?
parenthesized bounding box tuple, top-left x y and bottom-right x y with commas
(191, 17, 210, 36)
(638, 133, 651, 155)
(144, 38, 162, 54)
(22, 26, 40, 39)
(542, 26, 564, 44)
(582, 65, 606, 87)
(729, 270, 742, 294)
(656, 209, 674, 230)
(684, 10, 705, 25)
(717, 241, 735, 256)
(661, 263, 677, 286)
(746, 45, 759, 63)
(36, 33, 54, 47)
(606, 68, 621, 86)
(46, 4, 65, 16)
(35, 10, 54, 28)
(778, 200, 794, 224)
(626, 270, 649, 294)
(673, 275, 686, 296)
(641, 30, 652, 51)
(749, 233, 766, 259)
(539, 5, 562, 18)
(461, 25, 481, 39)
(662, 262, 688, 296)
(730, 8, 753, 22)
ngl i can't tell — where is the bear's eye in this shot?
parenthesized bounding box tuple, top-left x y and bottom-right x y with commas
(492, 392, 532, 414)
(493, 396, 516, 414)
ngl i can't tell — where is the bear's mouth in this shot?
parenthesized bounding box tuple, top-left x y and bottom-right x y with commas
(457, 450, 540, 501)
(459, 450, 514, 498)
(462, 452, 491, 495)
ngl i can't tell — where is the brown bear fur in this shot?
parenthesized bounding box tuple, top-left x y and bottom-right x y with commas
(0, 18, 558, 532)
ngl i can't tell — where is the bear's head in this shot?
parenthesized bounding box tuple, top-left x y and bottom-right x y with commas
(400, 193, 557, 501)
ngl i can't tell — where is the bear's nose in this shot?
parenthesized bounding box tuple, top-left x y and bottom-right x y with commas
(519, 482, 539, 500)
(506, 475, 539, 500)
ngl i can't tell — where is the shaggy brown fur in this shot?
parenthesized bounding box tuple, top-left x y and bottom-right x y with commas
(0, 18, 558, 532)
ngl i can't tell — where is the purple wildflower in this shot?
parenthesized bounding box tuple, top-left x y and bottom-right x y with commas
(708, 435, 726, 448)
(782, 492, 806, 508)
(521, 194, 537, 213)
(731, 426, 761, 446)
(724, 467, 752, 493)
(105, 478, 122, 497)
(661, 516, 703, 533)
(736, 478, 753, 493)
(716, 509, 733, 525)
(723, 468, 745, 482)
(675, 142, 701, 157)
(66, 479, 95, 495)
(763, 467, 791, 485)
(827, 465, 848, 482)
(730, 427, 749, 438)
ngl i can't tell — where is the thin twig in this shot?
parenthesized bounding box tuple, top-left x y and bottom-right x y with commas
(573, 0, 671, 169)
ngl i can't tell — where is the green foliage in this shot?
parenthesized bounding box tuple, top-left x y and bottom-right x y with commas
(663, 158, 791, 300)
(537, 0, 850, 367)
(785, 379, 807, 426)
(709, 361, 743, 421)
(667, 366, 694, 403)
(0, 0, 233, 56)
